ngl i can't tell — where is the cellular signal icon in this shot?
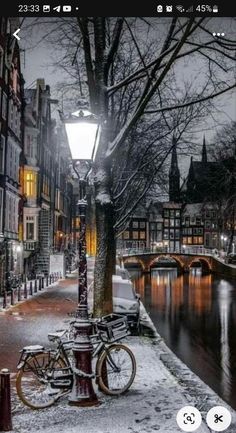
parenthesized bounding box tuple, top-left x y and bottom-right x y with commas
(186, 5, 193, 12)
(176, 5, 185, 12)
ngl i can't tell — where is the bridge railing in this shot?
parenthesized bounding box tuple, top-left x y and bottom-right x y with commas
(117, 246, 218, 257)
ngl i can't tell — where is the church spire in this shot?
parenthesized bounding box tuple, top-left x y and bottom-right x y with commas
(169, 136, 180, 202)
(202, 135, 207, 163)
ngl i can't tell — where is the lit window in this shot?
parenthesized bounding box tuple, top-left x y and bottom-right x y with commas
(193, 236, 203, 244)
(24, 171, 37, 197)
(123, 231, 130, 239)
(140, 231, 146, 240)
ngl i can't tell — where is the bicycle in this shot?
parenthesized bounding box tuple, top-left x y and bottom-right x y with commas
(16, 314, 136, 410)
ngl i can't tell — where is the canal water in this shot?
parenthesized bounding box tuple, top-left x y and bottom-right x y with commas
(127, 266, 236, 410)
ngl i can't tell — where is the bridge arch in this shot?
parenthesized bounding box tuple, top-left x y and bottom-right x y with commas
(188, 257, 211, 274)
(123, 256, 145, 271)
(149, 254, 184, 272)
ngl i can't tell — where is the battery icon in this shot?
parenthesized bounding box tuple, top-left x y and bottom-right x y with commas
(213, 5, 218, 13)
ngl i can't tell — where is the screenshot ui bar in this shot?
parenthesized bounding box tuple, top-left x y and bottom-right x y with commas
(1, 2, 235, 17)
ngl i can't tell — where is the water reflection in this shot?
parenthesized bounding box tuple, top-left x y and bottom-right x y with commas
(130, 266, 236, 409)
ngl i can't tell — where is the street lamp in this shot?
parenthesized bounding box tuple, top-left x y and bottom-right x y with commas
(221, 234, 227, 250)
(64, 108, 100, 406)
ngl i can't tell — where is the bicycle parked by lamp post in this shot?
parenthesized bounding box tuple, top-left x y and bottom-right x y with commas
(16, 314, 136, 409)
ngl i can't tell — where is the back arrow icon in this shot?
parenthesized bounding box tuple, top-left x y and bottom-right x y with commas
(13, 29, 21, 41)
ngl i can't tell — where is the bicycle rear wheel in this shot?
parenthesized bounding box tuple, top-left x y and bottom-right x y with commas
(16, 352, 67, 409)
(96, 344, 136, 395)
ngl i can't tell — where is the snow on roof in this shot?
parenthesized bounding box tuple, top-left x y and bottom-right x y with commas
(182, 203, 202, 216)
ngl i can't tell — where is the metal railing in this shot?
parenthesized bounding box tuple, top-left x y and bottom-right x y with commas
(23, 241, 39, 251)
(117, 246, 219, 257)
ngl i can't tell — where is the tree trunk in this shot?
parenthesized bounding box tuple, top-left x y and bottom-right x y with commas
(93, 165, 116, 317)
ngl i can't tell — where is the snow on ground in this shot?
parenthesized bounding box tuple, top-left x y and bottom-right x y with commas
(10, 334, 236, 433)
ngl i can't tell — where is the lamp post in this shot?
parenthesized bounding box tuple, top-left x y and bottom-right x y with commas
(64, 108, 100, 406)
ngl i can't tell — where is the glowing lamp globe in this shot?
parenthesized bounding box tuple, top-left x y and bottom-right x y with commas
(64, 109, 99, 161)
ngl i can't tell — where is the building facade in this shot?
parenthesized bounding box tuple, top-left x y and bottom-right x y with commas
(0, 18, 24, 293)
(22, 80, 73, 276)
(118, 135, 234, 254)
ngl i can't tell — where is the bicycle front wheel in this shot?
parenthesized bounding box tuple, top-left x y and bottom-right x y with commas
(16, 353, 67, 409)
(96, 344, 136, 395)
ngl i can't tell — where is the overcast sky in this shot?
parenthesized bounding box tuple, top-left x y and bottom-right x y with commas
(19, 17, 236, 177)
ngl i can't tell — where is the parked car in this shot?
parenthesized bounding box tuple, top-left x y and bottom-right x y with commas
(112, 275, 140, 331)
(87, 267, 140, 331)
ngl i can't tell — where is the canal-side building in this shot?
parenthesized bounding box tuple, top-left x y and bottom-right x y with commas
(53, 125, 73, 254)
(181, 203, 204, 247)
(0, 18, 24, 293)
(117, 215, 148, 250)
(162, 202, 182, 252)
(22, 80, 76, 276)
(117, 136, 232, 253)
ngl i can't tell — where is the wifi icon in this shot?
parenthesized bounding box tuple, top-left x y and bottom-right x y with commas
(176, 5, 185, 12)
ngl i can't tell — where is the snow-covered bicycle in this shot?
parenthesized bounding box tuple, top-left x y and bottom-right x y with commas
(16, 314, 136, 409)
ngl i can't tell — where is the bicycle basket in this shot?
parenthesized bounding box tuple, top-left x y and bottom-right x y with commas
(96, 314, 130, 343)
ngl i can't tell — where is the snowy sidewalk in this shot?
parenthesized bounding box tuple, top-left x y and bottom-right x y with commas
(11, 336, 236, 433)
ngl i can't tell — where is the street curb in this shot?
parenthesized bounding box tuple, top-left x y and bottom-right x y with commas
(142, 305, 236, 432)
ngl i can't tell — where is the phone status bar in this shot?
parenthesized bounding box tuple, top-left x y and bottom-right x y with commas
(2, 1, 235, 16)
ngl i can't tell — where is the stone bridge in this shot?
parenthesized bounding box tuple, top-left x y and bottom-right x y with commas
(119, 248, 236, 278)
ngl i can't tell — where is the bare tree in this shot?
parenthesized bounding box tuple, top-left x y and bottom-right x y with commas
(209, 122, 236, 254)
(22, 17, 236, 315)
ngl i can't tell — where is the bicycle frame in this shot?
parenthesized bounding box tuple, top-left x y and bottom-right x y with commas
(17, 323, 127, 391)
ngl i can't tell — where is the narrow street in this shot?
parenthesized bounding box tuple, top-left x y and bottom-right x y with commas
(0, 277, 78, 371)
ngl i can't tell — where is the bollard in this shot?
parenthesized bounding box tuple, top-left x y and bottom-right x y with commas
(38, 278, 42, 291)
(49, 274, 52, 285)
(52, 274, 54, 284)
(29, 281, 33, 296)
(42, 277, 44, 289)
(0, 369, 12, 431)
(10, 290, 14, 306)
(17, 286, 21, 302)
(24, 281, 27, 299)
(2, 292, 7, 309)
(46, 276, 48, 287)
(34, 278, 37, 293)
